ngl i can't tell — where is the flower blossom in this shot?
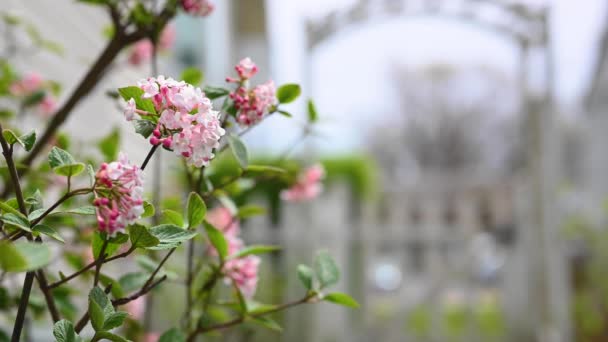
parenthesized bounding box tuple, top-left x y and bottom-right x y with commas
(226, 58, 276, 126)
(181, 0, 214, 16)
(125, 75, 225, 167)
(281, 164, 325, 202)
(206, 206, 260, 298)
(9, 72, 58, 116)
(128, 24, 176, 66)
(93, 152, 145, 235)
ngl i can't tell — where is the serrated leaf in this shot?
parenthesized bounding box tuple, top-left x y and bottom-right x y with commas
(102, 311, 128, 331)
(276, 84, 301, 104)
(228, 134, 248, 168)
(53, 163, 85, 177)
(117, 86, 156, 114)
(0, 241, 51, 272)
(88, 287, 110, 331)
(231, 245, 279, 259)
(129, 224, 160, 248)
(203, 221, 228, 261)
(142, 201, 155, 218)
(180, 67, 203, 85)
(297, 264, 314, 290)
(237, 205, 266, 219)
(203, 86, 230, 100)
(158, 328, 185, 342)
(48, 147, 76, 168)
(1, 213, 31, 232)
(133, 119, 156, 138)
(160, 209, 184, 227)
(53, 320, 78, 342)
(20, 130, 36, 151)
(32, 224, 64, 243)
(307, 99, 318, 123)
(148, 224, 197, 250)
(323, 292, 359, 308)
(186, 192, 206, 229)
(314, 250, 340, 289)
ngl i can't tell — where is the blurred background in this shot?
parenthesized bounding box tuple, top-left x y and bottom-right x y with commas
(4, 0, 608, 341)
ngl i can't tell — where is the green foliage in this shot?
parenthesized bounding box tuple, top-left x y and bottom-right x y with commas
(32, 224, 64, 243)
(129, 224, 160, 248)
(0, 241, 51, 272)
(323, 292, 359, 308)
(148, 224, 197, 250)
(237, 205, 266, 219)
(117, 86, 156, 115)
(307, 99, 318, 123)
(48, 147, 85, 177)
(186, 192, 206, 229)
(158, 328, 186, 342)
(231, 245, 280, 259)
(2, 129, 36, 151)
(297, 265, 314, 290)
(405, 305, 432, 338)
(203, 86, 230, 100)
(204, 221, 228, 261)
(228, 134, 249, 168)
(88, 287, 128, 333)
(161, 209, 184, 227)
(276, 84, 301, 104)
(181, 67, 203, 85)
(53, 320, 81, 342)
(314, 250, 340, 289)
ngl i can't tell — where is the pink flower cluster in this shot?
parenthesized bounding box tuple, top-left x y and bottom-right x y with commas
(124, 76, 225, 167)
(180, 0, 214, 16)
(226, 58, 277, 126)
(93, 152, 145, 235)
(281, 164, 325, 202)
(9, 72, 57, 116)
(128, 24, 176, 66)
(206, 206, 260, 298)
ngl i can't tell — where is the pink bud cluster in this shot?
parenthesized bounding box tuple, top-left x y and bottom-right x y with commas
(124, 76, 225, 167)
(180, 0, 214, 16)
(93, 152, 145, 235)
(226, 58, 277, 126)
(9, 72, 57, 116)
(281, 164, 325, 202)
(128, 24, 176, 66)
(206, 206, 260, 298)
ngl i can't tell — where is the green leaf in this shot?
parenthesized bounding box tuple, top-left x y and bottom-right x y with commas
(92, 331, 129, 342)
(203, 86, 230, 100)
(237, 205, 266, 219)
(92, 233, 123, 259)
(102, 311, 128, 331)
(158, 328, 186, 342)
(314, 250, 340, 289)
(148, 224, 197, 250)
(180, 67, 203, 85)
(32, 224, 64, 243)
(244, 165, 286, 176)
(53, 163, 85, 177)
(97, 273, 125, 299)
(277, 110, 292, 118)
(98, 128, 120, 161)
(0, 241, 51, 272)
(48, 147, 76, 168)
(2, 129, 22, 146)
(20, 130, 36, 151)
(117, 86, 156, 114)
(249, 316, 282, 332)
(87, 164, 96, 186)
(133, 119, 156, 138)
(88, 287, 110, 331)
(60, 206, 96, 216)
(161, 209, 184, 227)
(22, 90, 45, 107)
(25, 189, 43, 211)
(53, 320, 78, 342)
(297, 264, 314, 290)
(129, 224, 160, 248)
(323, 292, 359, 308)
(118, 272, 148, 293)
(1, 212, 31, 232)
(228, 134, 248, 169)
(203, 221, 228, 260)
(142, 201, 155, 218)
(307, 99, 318, 123)
(0, 200, 26, 218)
(276, 84, 301, 104)
(186, 192, 206, 229)
(231, 245, 279, 259)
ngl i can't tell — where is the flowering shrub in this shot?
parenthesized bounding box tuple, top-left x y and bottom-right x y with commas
(0, 1, 356, 342)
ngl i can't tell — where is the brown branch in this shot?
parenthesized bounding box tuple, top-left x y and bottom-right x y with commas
(35, 269, 61, 322)
(0, 123, 27, 213)
(112, 275, 167, 306)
